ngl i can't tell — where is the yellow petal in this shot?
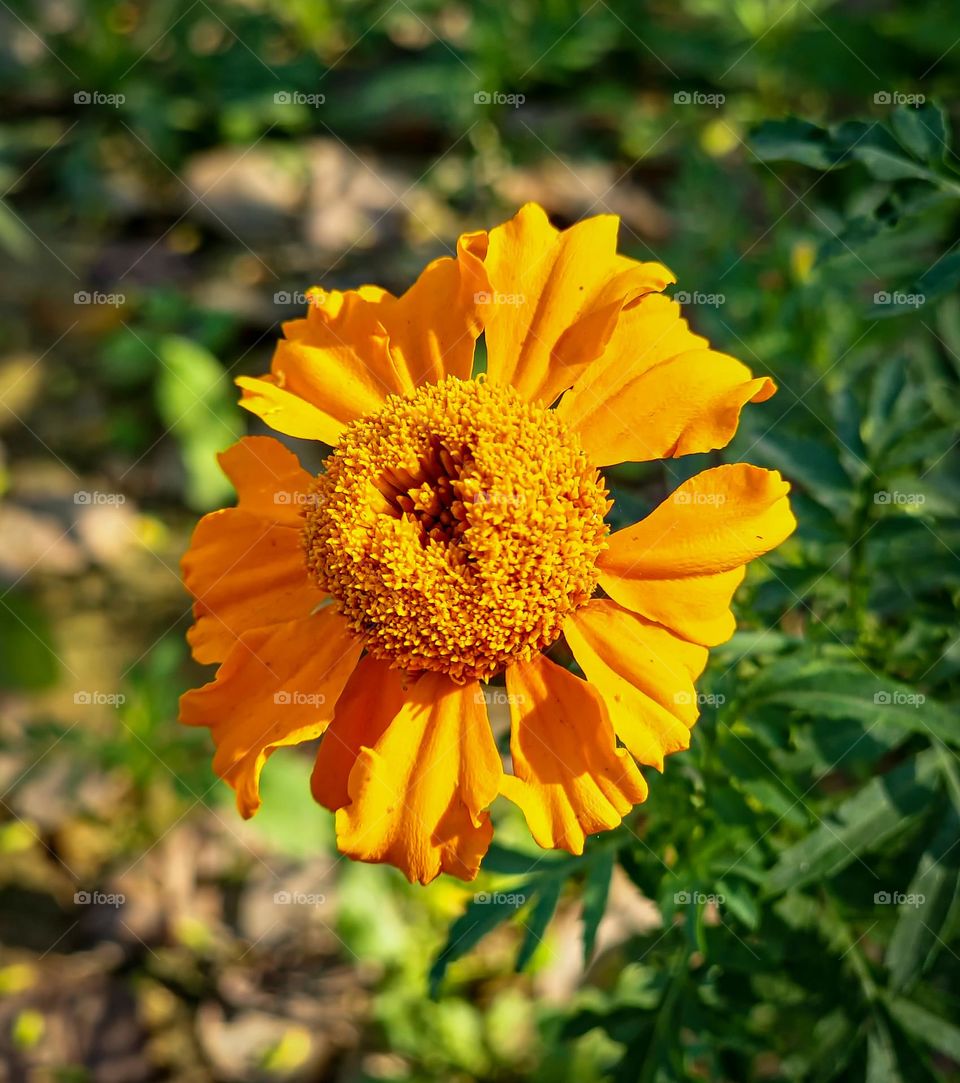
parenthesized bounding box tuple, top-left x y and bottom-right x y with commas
(335, 672, 502, 884)
(179, 608, 362, 818)
(565, 600, 708, 770)
(561, 341, 775, 466)
(235, 374, 345, 443)
(311, 655, 411, 813)
(482, 203, 673, 405)
(183, 437, 324, 664)
(599, 464, 796, 645)
(499, 652, 648, 854)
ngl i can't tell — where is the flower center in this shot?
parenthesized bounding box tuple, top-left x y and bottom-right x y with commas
(302, 376, 609, 682)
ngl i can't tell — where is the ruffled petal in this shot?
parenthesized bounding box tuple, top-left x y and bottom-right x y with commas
(481, 203, 673, 406)
(565, 600, 708, 770)
(499, 652, 648, 854)
(310, 655, 411, 813)
(334, 672, 502, 884)
(599, 464, 796, 646)
(239, 290, 403, 444)
(183, 437, 324, 664)
(179, 607, 362, 817)
(362, 230, 489, 386)
(238, 233, 488, 442)
(561, 331, 775, 467)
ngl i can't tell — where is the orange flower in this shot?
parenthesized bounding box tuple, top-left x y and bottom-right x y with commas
(179, 204, 795, 884)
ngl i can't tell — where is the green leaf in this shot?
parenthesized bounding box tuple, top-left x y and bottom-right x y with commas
(154, 334, 243, 510)
(764, 751, 941, 894)
(751, 117, 842, 170)
(886, 997, 960, 1061)
(747, 659, 960, 746)
(890, 103, 949, 165)
(885, 806, 960, 991)
(581, 849, 615, 965)
(516, 879, 562, 971)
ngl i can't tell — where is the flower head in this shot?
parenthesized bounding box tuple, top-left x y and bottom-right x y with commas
(180, 203, 795, 884)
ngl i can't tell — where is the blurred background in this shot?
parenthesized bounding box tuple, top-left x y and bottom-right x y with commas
(1, 1, 959, 1080)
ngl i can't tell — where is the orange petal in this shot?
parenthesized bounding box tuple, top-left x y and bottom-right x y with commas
(364, 230, 490, 386)
(179, 608, 362, 818)
(183, 438, 324, 664)
(311, 655, 411, 813)
(499, 653, 648, 855)
(334, 672, 502, 884)
(599, 464, 796, 646)
(561, 338, 775, 467)
(565, 600, 708, 770)
(481, 203, 673, 406)
(216, 436, 317, 523)
(238, 290, 406, 443)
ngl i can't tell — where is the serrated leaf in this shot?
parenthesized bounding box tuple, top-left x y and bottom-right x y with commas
(890, 103, 949, 165)
(765, 751, 941, 894)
